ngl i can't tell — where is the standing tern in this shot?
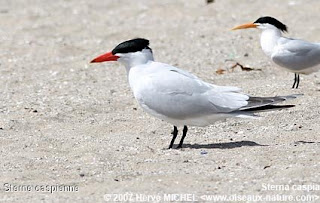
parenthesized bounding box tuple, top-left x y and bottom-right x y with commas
(232, 16, 320, 89)
(90, 38, 298, 149)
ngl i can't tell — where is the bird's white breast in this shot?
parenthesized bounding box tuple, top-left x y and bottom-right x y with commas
(260, 29, 281, 58)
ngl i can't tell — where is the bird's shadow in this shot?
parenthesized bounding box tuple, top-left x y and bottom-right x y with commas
(294, 141, 320, 145)
(181, 140, 267, 149)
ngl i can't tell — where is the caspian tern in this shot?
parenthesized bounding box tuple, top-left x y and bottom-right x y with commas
(91, 38, 298, 149)
(232, 16, 320, 89)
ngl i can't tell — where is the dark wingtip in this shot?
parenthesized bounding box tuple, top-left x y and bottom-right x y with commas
(283, 94, 303, 100)
(242, 104, 295, 112)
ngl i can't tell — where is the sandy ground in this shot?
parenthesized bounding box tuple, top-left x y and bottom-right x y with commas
(1, 0, 320, 202)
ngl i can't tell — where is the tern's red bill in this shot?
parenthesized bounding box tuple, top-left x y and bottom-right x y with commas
(90, 52, 119, 63)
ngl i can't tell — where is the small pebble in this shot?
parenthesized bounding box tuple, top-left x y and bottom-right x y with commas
(264, 165, 271, 169)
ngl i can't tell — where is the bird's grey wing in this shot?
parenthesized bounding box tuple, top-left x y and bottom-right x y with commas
(272, 38, 320, 70)
(162, 65, 251, 113)
(205, 88, 249, 112)
(136, 67, 212, 119)
(137, 66, 249, 119)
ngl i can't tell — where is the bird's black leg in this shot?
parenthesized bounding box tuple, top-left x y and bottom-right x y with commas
(295, 74, 300, 89)
(177, 126, 188, 149)
(168, 126, 178, 149)
(292, 73, 297, 89)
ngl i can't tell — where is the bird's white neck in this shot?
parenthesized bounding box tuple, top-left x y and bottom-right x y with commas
(260, 28, 282, 57)
(117, 48, 154, 73)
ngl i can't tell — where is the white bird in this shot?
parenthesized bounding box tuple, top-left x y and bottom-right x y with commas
(232, 16, 320, 89)
(91, 38, 298, 149)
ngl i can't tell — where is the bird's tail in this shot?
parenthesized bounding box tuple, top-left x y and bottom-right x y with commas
(239, 94, 301, 112)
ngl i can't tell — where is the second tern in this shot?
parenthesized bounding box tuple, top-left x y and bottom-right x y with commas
(232, 16, 320, 89)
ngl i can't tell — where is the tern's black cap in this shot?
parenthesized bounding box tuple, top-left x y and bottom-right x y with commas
(112, 38, 151, 55)
(254, 16, 288, 32)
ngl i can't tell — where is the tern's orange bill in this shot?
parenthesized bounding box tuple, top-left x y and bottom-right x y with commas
(232, 23, 257, 30)
(90, 51, 119, 63)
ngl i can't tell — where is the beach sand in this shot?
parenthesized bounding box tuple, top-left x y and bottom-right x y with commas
(0, 0, 319, 202)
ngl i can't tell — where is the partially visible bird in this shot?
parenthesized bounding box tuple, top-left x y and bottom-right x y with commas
(232, 16, 320, 88)
(91, 38, 298, 149)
